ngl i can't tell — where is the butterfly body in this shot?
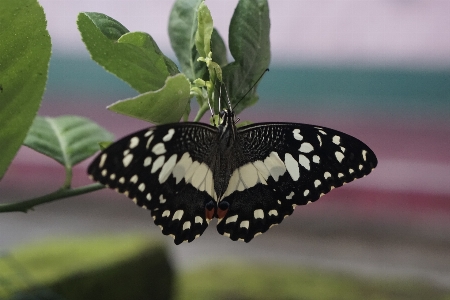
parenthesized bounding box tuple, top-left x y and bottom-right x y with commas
(88, 109, 377, 244)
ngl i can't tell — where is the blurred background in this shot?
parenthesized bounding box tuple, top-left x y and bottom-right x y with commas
(1, 0, 449, 299)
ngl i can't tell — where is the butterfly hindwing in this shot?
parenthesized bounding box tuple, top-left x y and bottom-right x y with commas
(216, 123, 377, 242)
(88, 123, 219, 244)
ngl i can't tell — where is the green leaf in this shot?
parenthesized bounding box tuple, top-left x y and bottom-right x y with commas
(78, 12, 176, 93)
(0, 0, 51, 180)
(82, 12, 129, 40)
(23, 116, 114, 168)
(169, 0, 203, 80)
(195, 2, 213, 58)
(222, 0, 270, 114)
(108, 73, 191, 124)
(211, 29, 228, 67)
(118, 32, 179, 76)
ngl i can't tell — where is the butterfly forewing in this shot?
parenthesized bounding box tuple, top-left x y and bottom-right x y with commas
(216, 123, 377, 242)
(88, 123, 219, 244)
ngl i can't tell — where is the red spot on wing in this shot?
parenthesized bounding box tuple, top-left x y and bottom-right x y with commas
(216, 207, 229, 219)
(205, 206, 215, 220)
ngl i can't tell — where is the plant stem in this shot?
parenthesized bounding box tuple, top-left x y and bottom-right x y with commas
(63, 165, 73, 189)
(0, 183, 105, 213)
(193, 103, 210, 122)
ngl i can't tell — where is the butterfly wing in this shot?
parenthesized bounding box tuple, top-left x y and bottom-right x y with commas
(88, 123, 219, 244)
(216, 123, 378, 242)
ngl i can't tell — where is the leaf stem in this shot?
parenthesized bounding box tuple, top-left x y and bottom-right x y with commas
(0, 183, 105, 213)
(63, 165, 73, 189)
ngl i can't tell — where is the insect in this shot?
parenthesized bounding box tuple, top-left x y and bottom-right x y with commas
(88, 97, 377, 244)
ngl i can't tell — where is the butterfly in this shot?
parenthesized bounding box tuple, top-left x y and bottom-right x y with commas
(88, 108, 377, 244)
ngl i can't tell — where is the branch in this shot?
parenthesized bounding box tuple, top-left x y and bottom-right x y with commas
(0, 183, 105, 213)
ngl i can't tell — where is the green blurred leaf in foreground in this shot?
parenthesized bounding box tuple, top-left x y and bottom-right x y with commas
(23, 116, 114, 168)
(108, 73, 191, 124)
(0, 235, 173, 300)
(0, 0, 51, 179)
(177, 262, 450, 300)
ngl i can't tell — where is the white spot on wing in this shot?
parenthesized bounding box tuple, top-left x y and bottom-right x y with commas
(284, 153, 300, 181)
(226, 215, 238, 224)
(304, 189, 310, 196)
(318, 129, 327, 135)
(286, 191, 295, 200)
(129, 136, 139, 149)
(240, 220, 250, 229)
(252, 160, 270, 183)
(312, 155, 320, 164)
(338, 173, 344, 178)
(362, 150, 367, 161)
(119, 177, 125, 184)
(138, 183, 146, 192)
(264, 152, 287, 181)
(299, 142, 314, 153)
(146, 135, 154, 149)
(122, 153, 133, 167)
(223, 159, 273, 199)
(324, 172, 331, 179)
(163, 129, 175, 142)
(152, 143, 166, 155)
(293, 128, 303, 141)
(254, 209, 264, 219)
(268, 210, 278, 216)
(172, 152, 193, 184)
(335, 151, 345, 163)
(162, 210, 170, 217)
(144, 130, 153, 137)
(240, 163, 259, 188)
(332, 135, 340, 145)
(183, 221, 191, 230)
(144, 157, 152, 167)
(298, 154, 310, 170)
(146, 193, 152, 200)
(159, 194, 166, 204)
(314, 179, 321, 187)
(99, 153, 107, 168)
(151, 156, 165, 173)
(195, 216, 203, 224)
(130, 175, 138, 183)
(110, 173, 116, 180)
(158, 154, 178, 183)
(317, 135, 322, 147)
(172, 210, 184, 220)
(101, 169, 107, 177)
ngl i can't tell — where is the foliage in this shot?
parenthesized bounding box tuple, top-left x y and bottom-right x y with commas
(0, 0, 51, 179)
(176, 262, 450, 300)
(0, 235, 173, 300)
(0, 0, 270, 212)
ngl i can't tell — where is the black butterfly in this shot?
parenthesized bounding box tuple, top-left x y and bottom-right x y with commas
(88, 109, 377, 244)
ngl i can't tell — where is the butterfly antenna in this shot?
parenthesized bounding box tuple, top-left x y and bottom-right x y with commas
(232, 68, 269, 111)
(223, 83, 232, 112)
